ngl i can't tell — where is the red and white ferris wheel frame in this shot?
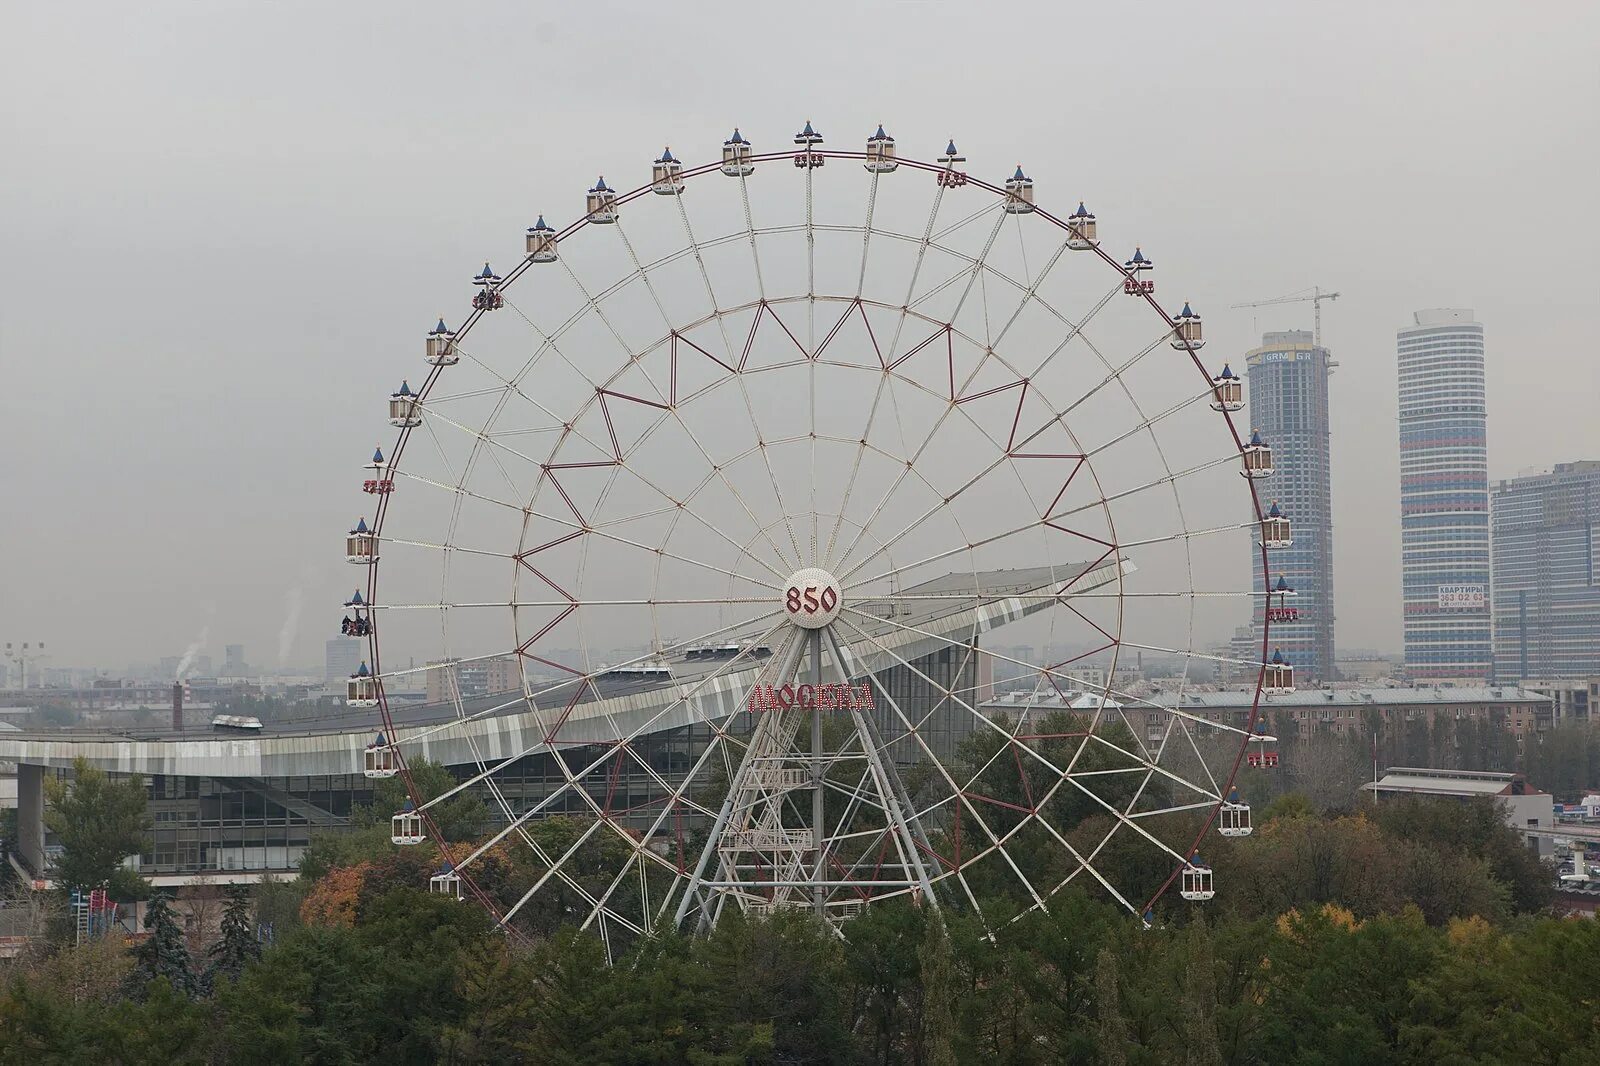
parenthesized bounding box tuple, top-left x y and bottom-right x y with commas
(353, 144, 1277, 926)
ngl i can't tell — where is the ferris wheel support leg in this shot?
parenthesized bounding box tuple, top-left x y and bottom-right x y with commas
(826, 629, 943, 878)
(811, 630, 826, 918)
(823, 628, 941, 913)
(673, 632, 807, 932)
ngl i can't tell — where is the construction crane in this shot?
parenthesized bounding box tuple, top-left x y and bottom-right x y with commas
(1231, 286, 1341, 349)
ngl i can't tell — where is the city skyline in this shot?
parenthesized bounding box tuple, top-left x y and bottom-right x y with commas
(4, 5, 1599, 667)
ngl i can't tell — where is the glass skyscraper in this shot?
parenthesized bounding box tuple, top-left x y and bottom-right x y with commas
(1491, 461, 1600, 680)
(1397, 309, 1491, 681)
(1245, 330, 1335, 682)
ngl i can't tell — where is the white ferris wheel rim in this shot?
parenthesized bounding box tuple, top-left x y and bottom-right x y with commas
(354, 133, 1277, 941)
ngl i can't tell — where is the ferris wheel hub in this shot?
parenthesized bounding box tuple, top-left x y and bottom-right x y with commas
(782, 567, 843, 629)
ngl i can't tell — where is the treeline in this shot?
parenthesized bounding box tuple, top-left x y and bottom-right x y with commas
(2, 793, 1588, 1064)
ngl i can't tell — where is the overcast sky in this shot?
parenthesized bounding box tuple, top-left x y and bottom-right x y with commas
(3, 1, 1597, 672)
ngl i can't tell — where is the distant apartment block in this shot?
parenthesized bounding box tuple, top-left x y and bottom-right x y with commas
(1491, 461, 1600, 680)
(1397, 309, 1491, 681)
(324, 637, 362, 686)
(425, 656, 522, 705)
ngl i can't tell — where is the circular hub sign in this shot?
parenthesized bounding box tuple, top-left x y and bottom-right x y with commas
(782, 567, 842, 629)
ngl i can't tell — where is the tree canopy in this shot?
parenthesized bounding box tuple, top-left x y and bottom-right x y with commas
(42, 757, 150, 898)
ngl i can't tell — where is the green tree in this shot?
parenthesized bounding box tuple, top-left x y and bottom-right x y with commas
(365, 757, 488, 843)
(917, 913, 957, 1066)
(206, 885, 262, 990)
(126, 893, 198, 1000)
(1093, 947, 1130, 1066)
(42, 757, 150, 898)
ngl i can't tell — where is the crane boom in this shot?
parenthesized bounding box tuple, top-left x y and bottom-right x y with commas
(1231, 286, 1341, 348)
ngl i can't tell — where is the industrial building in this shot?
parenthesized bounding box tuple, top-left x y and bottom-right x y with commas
(1, 562, 1126, 886)
(1364, 766, 1554, 858)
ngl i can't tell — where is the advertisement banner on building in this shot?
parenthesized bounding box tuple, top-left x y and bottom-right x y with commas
(1437, 584, 1486, 610)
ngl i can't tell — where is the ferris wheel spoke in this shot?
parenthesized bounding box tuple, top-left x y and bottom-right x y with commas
(366, 144, 1257, 927)
(836, 611, 1217, 834)
(582, 227, 805, 577)
(1044, 452, 1238, 526)
(1116, 639, 1267, 675)
(830, 266, 1123, 579)
(834, 603, 1233, 741)
(737, 169, 767, 303)
(400, 608, 788, 761)
(876, 180, 951, 367)
(854, 170, 884, 298)
(435, 622, 796, 878)
(819, 625, 1020, 915)
(1115, 521, 1252, 551)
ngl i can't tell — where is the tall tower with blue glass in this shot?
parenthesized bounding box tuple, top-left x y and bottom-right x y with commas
(1245, 330, 1335, 682)
(1490, 462, 1600, 681)
(1397, 309, 1491, 681)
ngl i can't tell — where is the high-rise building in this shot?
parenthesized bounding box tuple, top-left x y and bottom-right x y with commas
(324, 638, 362, 686)
(224, 644, 247, 677)
(1397, 309, 1491, 681)
(1491, 461, 1600, 680)
(1245, 330, 1335, 682)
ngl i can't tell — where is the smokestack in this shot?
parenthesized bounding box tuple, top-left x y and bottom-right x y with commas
(172, 682, 184, 732)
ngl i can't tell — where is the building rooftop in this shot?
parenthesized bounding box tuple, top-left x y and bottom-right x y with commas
(1362, 766, 1542, 798)
(984, 686, 1549, 712)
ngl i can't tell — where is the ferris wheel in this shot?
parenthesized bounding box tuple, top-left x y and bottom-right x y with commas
(341, 121, 1295, 946)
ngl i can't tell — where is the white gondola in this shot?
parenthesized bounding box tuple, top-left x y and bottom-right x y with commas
(1210, 364, 1243, 412)
(1261, 501, 1292, 548)
(1246, 719, 1280, 769)
(651, 146, 684, 195)
(720, 128, 754, 176)
(346, 517, 378, 564)
(430, 863, 463, 900)
(1266, 576, 1299, 623)
(586, 176, 619, 223)
(1171, 302, 1205, 350)
(392, 800, 425, 846)
(1066, 201, 1098, 250)
(426, 318, 458, 365)
(937, 139, 965, 164)
(525, 215, 558, 263)
(347, 662, 379, 707)
(1242, 430, 1274, 479)
(864, 124, 897, 173)
(1123, 248, 1154, 295)
(364, 731, 399, 779)
(793, 120, 823, 168)
(471, 262, 503, 311)
(1218, 788, 1253, 837)
(1180, 855, 1215, 901)
(1003, 165, 1035, 214)
(1263, 648, 1295, 694)
(389, 380, 422, 428)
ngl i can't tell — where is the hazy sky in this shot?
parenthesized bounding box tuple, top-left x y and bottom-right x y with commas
(4, 1, 1598, 671)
